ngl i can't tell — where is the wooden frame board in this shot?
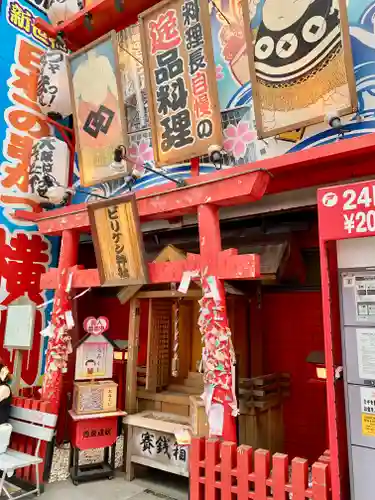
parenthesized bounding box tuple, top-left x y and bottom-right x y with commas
(68, 31, 129, 187)
(139, 0, 222, 167)
(88, 193, 149, 286)
(242, 0, 357, 139)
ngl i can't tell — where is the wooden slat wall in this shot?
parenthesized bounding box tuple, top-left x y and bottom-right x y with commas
(146, 299, 172, 391)
(227, 297, 251, 379)
(173, 300, 193, 383)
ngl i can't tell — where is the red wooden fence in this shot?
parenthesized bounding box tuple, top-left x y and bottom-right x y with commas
(190, 438, 331, 500)
(11, 396, 57, 488)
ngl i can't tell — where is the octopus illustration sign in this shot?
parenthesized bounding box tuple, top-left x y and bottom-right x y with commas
(242, 0, 358, 137)
(68, 31, 128, 187)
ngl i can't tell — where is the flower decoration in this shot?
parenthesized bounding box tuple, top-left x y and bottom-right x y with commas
(128, 139, 154, 172)
(223, 121, 257, 159)
(216, 65, 224, 80)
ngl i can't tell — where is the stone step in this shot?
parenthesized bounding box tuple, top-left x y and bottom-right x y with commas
(167, 384, 201, 395)
(137, 389, 191, 406)
(184, 372, 204, 388)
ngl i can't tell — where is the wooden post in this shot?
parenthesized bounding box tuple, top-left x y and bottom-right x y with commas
(271, 453, 289, 500)
(320, 241, 349, 500)
(237, 445, 252, 500)
(197, 204, 237, 442)
(221, 442, 236, 498)
(190, 437, 205, 500)
(254, 449, 270, 500)
(205, 439, 220, 500)
(12, 350, 23, 396)
(291, 457, 309, 499)
(249, 285, 263, 377)
(124, 298, 140, 482)
(145, 299, 157, 392)
(125, 298, 140, 414)
(41, 229, 79, 410)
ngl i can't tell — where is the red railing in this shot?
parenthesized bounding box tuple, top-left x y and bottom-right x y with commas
(190, 437, 331, 500)
(11, 396, 57, 489)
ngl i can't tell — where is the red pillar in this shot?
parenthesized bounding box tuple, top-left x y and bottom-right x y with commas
(190, 157, 200, 177)
(41, 229, 79, 411)
(319, 240, 349, 500)
(197, 204, 237, 442)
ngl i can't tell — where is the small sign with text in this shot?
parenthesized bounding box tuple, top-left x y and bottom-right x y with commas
(318, 181, 375, 241)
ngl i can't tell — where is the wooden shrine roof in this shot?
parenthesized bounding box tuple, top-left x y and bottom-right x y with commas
(116, 243, 289, 304)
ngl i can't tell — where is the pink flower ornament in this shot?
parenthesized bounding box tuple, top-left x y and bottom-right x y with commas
(223, 122, 257, 159)
(128, 139, 154, 172)
(216, 65, 224, 80)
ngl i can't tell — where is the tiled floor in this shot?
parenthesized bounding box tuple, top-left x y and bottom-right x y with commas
(44, 467, 188, 500)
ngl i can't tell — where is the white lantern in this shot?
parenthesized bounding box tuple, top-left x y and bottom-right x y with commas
(37, 50, 72, 119)
(47, 0, 82, 26)
(28, 137, 70, 205)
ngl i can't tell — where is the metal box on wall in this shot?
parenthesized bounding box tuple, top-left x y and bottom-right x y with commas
(338, 242, 375, 500)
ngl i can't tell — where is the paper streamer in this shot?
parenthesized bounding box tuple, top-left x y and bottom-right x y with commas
(171, 300, 180, 377)
(36, 286, 92, 310)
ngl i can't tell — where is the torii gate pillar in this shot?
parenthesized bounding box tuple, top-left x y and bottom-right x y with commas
(197, 204, 237, 442)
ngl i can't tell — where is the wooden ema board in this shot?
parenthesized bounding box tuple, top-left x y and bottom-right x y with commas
(67, 31, 128, 187)
(88, 194, 148, 286)
(139, 0, 222, 166)
(146, 299, 172, 392)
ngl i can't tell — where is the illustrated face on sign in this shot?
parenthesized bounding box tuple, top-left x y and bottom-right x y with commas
(74, 49, 117, 105)
(85, 359, 96, 375)
(262, 0, 314, 31)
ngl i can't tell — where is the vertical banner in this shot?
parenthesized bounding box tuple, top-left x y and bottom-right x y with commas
(0, 0, 60, 386)
(139, 0, 222, 167)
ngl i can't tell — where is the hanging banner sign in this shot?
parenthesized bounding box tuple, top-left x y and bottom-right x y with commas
(88, 193, 148, 287)
(38, 50, 72, 118)
(139, 0, 222, 167)
(241, 0, 357, 138)
(68, 31, 128, 187)
(318, 180, 375, 241)
(29, 136, 70, 203)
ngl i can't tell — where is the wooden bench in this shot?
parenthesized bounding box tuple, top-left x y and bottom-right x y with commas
(0, 405, 57, 498)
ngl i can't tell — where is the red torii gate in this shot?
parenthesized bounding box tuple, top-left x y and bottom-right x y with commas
(16, 166, 269, 441)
